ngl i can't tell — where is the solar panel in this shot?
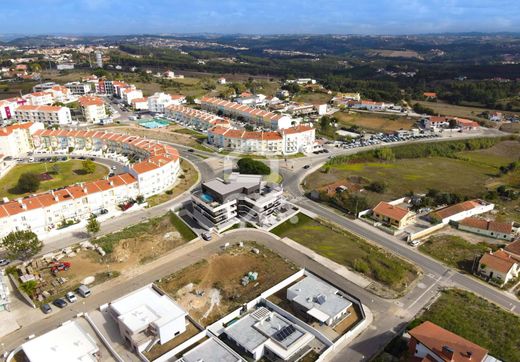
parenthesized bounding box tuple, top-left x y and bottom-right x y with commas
(274, 325, 297, 342)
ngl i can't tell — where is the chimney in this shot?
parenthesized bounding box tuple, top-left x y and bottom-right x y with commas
(442, 346, 454, 361)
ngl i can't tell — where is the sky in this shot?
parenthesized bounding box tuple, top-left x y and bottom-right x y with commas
(1, 0, 519, 36)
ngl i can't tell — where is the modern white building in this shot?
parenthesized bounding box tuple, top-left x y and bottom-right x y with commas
(22, 91, 54, 106)
(14, 105, 72, 125)
(166, 104, 231, 130)
(65, 81, 92, 95)
(44, 85, 76, 104)
(208, 125, 315, 155)
(176, 337, 245, 362)
(200, 96, 294, 130)
(190, 173, 284, 231)
(131, 97, 149, 111)
(21, 321, 100, 362)
(223, 306, 314, 361)
(0, 97, 25, 123)
(121, 88, 144, 106)
(107, 284, 187, 352)
(79, 96, 107, 123)
(287, 275, 353, 326)
(148, 92, 185, 113)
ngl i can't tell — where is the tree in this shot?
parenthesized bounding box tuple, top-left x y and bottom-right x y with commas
(367, 181, 387, 193)
(1, 230, 43, 260)
(82, 159, 96, 174)
(16, 172, 40, 193)
(86, 215, 100, 237)
(20, 280, 38, 296)
(237, 158, 271, 175)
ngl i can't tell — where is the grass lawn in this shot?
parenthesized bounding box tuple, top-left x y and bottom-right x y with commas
(0, 160, 108, 199)
(333, 110, 417, 132)
(173, 128, 208, 140)
(419, 235, 496, 272)
(409, 289, 520, 362)
(456, 140, 520, 168)
(271, 213, 419, 293)
(263, 172, 283, 184)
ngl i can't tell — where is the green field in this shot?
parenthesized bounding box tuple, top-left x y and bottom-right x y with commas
(413, 100, 496, 122)
(271, 213, 418, 294)
(293, 91, 333, 105)
(410, 289, 520, 362)
(333, 110, 417, 132)
(0, 160, 108, 199)
(419, 235, 496, 272)
(456, 140, 520, 168)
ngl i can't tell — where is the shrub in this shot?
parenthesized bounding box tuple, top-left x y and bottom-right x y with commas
(16, 172, 40, 193)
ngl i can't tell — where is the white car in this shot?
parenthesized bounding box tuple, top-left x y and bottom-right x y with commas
(65, 291, 77, 303)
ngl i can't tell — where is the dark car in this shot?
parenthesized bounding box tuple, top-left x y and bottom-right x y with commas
(188, 149, 195, 153)
(41, 303, 52, 314)
(78, 156, 86, 160)
(89, 157, 95, 161)
(53, 298, 68, 308)
(303, 165, 311, 169)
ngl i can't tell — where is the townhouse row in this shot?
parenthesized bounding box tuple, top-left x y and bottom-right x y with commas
(200, 96, 294, 130)
(165, 104, 231, 130)
(0, 124, 180, 237)
(207, 124, 316, 155)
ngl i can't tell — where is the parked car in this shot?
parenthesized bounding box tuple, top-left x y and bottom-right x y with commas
(77, 284, 91, 298)
(0, 259, 10, 267)
(65, 291, 77, 303)
(41, 303, 52, 314)
(408, 239, 420, 247)
(201, 232, 212, 241)
(303, 165, 310, 169)
(53, 298, 68, 308)
(188, 149, 195, 153)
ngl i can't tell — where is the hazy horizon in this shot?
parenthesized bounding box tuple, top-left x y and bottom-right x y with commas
(2, 0, 519, 36)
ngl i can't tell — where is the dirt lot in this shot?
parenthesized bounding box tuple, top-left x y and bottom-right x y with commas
(158, 242, 298, 326)
(11, 213, 191, 305)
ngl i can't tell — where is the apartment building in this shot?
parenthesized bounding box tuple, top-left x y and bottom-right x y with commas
(14, 105, 72, 125)
(131, 97, 149, 110)
(121, 88, 144, 106)
(200, 96, 294, 130)
(148, 92, 185, 113)
(44, 85, 75, 104)
(0, 122, 44, 157)
(165, 104, 231, 130)
(190, 173, 284, 231)
(22, 91, 54, 106)
(0, 97, 26, 123)
(208, 124, 315, 155)
(78, 96, 107, 123)
(65, 81, 92, 95)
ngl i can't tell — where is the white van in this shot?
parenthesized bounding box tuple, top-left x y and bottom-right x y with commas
(77, 285, 91, 298)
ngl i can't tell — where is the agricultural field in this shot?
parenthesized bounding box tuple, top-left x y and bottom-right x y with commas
(271, 213, 419, 296)
(409, 289, 520, 362)
(333, 110, 417, 132)
(413, 100, 497, 122)
(418, 235, 497, 272)
(293, 91, 332, 105)
(157, 242, 298, 325)
(0, 80, 38, 99)
(0, 160, 108, 199)
(305, 139, 520, 220)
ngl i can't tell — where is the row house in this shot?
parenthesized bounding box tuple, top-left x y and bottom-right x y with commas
(165, 104, 231, 130)
(208, 124, 315, 155)
(200, 96, 294, 130)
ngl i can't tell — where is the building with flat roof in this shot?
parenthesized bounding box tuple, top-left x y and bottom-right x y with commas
(177, 337, 245, 362)
(223, 306, 314, 361)
(190, 173, 284, 231)
(287, 275, 353, 326)
(21, 320, 100, 362)
(108, 284, 187, 352)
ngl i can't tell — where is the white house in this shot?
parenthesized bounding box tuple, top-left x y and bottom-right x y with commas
(432, 199, 494, 224)
(131, 97, 149, 111)
(458, 217, 515, 241)
(0, 122, 43, 156)
(287, 275, 353, 326)
(108, 284, 187, 352)
(21, 321, 100, 362)
(22, 91, 54, 106)
(147, 92, 185, 113)
(478, 249, 519, 286)
(121, 88, 144, 106)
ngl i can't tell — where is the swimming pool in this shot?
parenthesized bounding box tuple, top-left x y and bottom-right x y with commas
(139, 119, 170, 129)
(200, 193, 214, 203)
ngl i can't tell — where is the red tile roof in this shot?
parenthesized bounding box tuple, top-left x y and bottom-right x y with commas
(505, 240, 520, 258)
(373, 201, 411, 222)
(479, 249, 518, 274)
(79, 96, 104, 107)
(433, 200, 484, 220)
(409, 321, 488, 362)
(459, 217, 512, 234)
